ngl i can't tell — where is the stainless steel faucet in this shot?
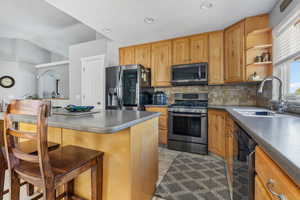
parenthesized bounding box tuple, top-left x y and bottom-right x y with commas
(258, 76, 287, 113)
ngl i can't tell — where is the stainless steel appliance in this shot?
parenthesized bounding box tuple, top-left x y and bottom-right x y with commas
(168, 93, 208, 154)
(230, 124, 256, 200)
(106, 64, 151, 110)
(171, 63, 208, 86)
(153, 91, 167, 105)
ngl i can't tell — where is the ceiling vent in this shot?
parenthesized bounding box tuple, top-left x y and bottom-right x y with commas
(280, 0, 293, 12)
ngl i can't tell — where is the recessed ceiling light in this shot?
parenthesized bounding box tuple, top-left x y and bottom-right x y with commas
(102, 28, 111, 33)
(200, 1, 213, 9)
(144, 17, 155, 24)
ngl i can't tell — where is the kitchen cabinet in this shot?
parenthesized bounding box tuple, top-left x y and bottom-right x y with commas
(172, 38, 190, 65)
(208, 109, 226, 158)
(255, 146, 300, 200)
(119, 47, 135, 65)
(209, 31, 224, 85)
(255, 176, 272, 200)
(151, 41, 172, 87)
(225, 115, 234, 182)
(224, 20, 245, 83)
(145, 106, 168, 144)
(134, 44, 151, 68)
(190, 34, 209, 63)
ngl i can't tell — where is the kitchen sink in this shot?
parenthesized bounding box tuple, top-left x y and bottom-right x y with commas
(233, 109, 283, 118)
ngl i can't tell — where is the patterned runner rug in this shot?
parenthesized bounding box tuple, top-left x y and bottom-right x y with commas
(155, 152, 230, 200)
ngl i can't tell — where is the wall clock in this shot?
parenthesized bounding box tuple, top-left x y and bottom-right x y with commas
(0, 76, 15, 88)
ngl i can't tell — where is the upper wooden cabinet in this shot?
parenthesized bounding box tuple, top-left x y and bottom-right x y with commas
(224, 21, 245, 83)
(151, 41, 172, 87)
(172, 38, 190, 65)
(119, 47, 135, 65)
(209, 31, 224, 85)
(208, 109, 226, 158)
(134, 44, 151, 68)
(190, 34, 209, 63)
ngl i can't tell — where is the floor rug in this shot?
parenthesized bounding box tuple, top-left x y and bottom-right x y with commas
(155, 152, 230, 200)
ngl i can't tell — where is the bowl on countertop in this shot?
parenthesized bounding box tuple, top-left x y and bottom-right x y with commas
(64, 105, 94, 112)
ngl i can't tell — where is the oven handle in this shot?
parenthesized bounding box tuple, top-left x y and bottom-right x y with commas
(171, 113, 206, 118)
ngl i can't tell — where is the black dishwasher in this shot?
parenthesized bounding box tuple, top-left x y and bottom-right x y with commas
(232, 124, 256, 200)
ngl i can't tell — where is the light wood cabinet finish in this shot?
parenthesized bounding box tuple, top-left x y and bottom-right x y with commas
(208, 109, 226, 158)
(119, 47, 135, 65)
(245, 14, 269, 35)
(209, 31, 224, 84)
(151, 41, 172, 87)
(255, 176, 272, 200)
(145, 106, 168, 144)
(19, 118, 159, 200)
(255, 146, 300, 200)
(224, 21, 245, 83)
(225, 115, 234, 182)
(172, 38, 190, 65)
(190, 34, 209, 63)
(134, 44, 151, 68)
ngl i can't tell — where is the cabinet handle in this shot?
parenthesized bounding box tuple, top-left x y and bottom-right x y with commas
(266, 179, 288, 200)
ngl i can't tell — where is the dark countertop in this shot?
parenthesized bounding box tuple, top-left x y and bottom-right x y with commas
(0, 110, 160, 134)
(209, 105, 300, 187)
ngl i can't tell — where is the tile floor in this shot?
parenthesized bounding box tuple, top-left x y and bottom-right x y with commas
(2, 147, 199, 200)
(152, 147, 181, 200)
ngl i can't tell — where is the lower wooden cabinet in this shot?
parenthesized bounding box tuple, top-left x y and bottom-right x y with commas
(255, 176, 272, 200)
(208, 109, 226, 158)
(225, 115, 235, 182)
(145, 106, 168, 144)
(255, 146, 300, 200)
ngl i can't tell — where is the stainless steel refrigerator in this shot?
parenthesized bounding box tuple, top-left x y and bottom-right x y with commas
(105, 64, 152, 110)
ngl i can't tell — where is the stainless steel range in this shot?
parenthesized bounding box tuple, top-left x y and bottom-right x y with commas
(168, 93, 208, 154)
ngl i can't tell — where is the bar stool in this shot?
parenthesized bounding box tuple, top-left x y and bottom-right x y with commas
(3, 100, 104, 200)
(0, 117, 60, 199)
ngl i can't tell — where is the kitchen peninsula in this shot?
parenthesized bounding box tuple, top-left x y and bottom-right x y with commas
(0, 110, 160, 200)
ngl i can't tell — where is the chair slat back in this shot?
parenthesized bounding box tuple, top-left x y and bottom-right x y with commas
(3, 100, 54, 182)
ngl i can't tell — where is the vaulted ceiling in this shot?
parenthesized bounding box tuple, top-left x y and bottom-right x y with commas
(0, 0, 103, 57)
(44, 0, 278, 46)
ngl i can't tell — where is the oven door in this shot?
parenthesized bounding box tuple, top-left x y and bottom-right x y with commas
(168, 112, 207, 144)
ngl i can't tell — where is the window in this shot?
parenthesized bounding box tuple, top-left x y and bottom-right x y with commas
(273, 10, 300, 102)
(286, 59, 300, 101)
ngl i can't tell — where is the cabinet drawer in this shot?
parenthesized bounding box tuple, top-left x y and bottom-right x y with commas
(255, 176, 272, 200)
(145, 107, 168, 116)
(255, 147, 300, 200)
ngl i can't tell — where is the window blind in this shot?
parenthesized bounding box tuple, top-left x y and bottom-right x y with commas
(274, 12, 300, 65)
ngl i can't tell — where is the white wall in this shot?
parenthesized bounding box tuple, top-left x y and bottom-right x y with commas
(69, 39, 108, 104)
(0, 61, 37, 100)
(37, 64, 69, 99)
(0, 38, 52, 101)
(270, 0, 300, 27)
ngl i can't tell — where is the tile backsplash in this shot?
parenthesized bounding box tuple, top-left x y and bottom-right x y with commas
(154, 84, 269, 106)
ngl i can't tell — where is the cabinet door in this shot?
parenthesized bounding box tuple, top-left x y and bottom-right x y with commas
(225, 116, 234, 183)
(190, 34, 209, 63)
(151, 41, 172, 87)
(209, 31, 224, 84)
(134, 44, 151, 68)
(208, 110, 226, 158)
(224, 21, 245, 82)
(119, 47, 135, 65)
(255, 176, 272, 200)
(172, 38, 190, 65)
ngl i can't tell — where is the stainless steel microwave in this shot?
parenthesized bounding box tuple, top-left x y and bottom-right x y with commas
(171, 63, 208, 86)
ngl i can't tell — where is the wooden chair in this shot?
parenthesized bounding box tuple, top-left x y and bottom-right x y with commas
(3, 100, 104, 200)
(0, 116, 60, 199)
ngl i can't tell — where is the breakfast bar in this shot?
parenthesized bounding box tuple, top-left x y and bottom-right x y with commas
(0, 110, 160, 200)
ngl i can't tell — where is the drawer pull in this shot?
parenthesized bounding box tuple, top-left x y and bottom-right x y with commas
(266, 179, 288, 200)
